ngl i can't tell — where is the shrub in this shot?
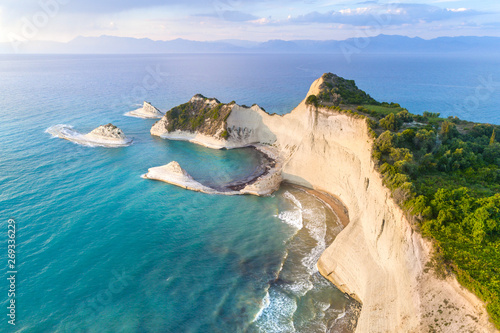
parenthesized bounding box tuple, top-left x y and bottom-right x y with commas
(305, 94, 319, 107)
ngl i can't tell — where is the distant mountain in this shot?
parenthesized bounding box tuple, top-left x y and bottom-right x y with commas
(1, 35, 245, 54)
(1, 34, 500, 54)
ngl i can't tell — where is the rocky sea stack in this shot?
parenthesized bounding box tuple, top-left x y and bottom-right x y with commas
(142, 161, 215, 193)
(126, 101, 164, 119)
(89, 123, 127, 139)
(46, 123, 132, 147)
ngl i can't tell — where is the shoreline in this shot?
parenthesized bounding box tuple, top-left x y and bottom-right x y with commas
(146, 75, 496, 332)
(292, 185, 350, 228)
(143, 145, 281, 196)
(225, 146, 276, 191)
(283, 183, 363, 331)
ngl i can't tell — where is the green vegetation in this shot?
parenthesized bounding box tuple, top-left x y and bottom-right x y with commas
(315, 74, 500, 328)
(165, 95, 231, 138)
(374, 116, 500, 328)
(305, 94, 319, 107)
(362, 103, 407, 116)
(313, 73, 379, 106)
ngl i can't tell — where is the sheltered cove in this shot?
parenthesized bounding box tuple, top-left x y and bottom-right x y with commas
(146, 74, 496, 332)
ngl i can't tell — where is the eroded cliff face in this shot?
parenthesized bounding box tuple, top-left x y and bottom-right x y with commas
(150, 76, 496, 332)
(221, 79, 496, 332)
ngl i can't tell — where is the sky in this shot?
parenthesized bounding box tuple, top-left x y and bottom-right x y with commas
(0, 0, 499, 43)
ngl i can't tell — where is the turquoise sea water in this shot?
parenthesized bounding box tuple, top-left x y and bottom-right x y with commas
(1, 53, 499, 332)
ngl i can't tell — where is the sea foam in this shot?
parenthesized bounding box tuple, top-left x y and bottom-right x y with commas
(277, 191, 304, 230)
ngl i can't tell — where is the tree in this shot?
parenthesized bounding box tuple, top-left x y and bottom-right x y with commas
(409, 195, 432, 219)
(397, 110, 413, 123)
(472, 218, 486, 244)
(380, 113, 399, 131)
(483, 143, 500, 165)
(439, 121, 458, 141)
(414, 129, 436, 151)
(305, 94, 318, 107)
(374, 131, 394, 155)
(491, 129, 496, 145)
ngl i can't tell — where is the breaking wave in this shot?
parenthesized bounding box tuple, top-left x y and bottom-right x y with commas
(251, 188, 357, 332)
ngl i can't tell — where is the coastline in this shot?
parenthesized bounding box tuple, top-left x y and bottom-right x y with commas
(146, 76, 497, 332)
(143, 146, 281, 196)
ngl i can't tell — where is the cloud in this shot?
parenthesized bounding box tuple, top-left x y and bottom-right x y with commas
(0, 0, 223, 15)
(1, 0, 310, 15)
(286, 3, 482, 26)
(195, 10, 258, 22)
(0, 0, 170, 15)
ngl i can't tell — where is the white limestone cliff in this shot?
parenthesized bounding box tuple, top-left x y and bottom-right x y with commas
(148, 76, 497, 332)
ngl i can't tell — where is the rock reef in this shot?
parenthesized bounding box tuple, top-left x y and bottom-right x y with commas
(125, 101, 164, 119)
(146, 74, 496, 332)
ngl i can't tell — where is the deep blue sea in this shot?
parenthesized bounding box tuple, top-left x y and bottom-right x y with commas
(1, 53, 499, 333)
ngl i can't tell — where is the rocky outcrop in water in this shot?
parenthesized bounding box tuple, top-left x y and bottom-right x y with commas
(88, 123, 127, 139)
(46, 123, 132, 147)
(142, 161, 215, 193)
(151, 94, 230, 139)
(126, 101, 164, 119)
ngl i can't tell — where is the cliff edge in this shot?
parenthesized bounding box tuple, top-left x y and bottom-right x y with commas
(149, 74, 496, 332)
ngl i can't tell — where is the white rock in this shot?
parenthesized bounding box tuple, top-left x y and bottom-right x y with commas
(46, 123, 132, 147)
(125, 101, 163, 119)
(142, 161, 215, 194)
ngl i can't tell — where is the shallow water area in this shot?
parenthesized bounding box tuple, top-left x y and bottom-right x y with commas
(250, 186, 359, 333)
